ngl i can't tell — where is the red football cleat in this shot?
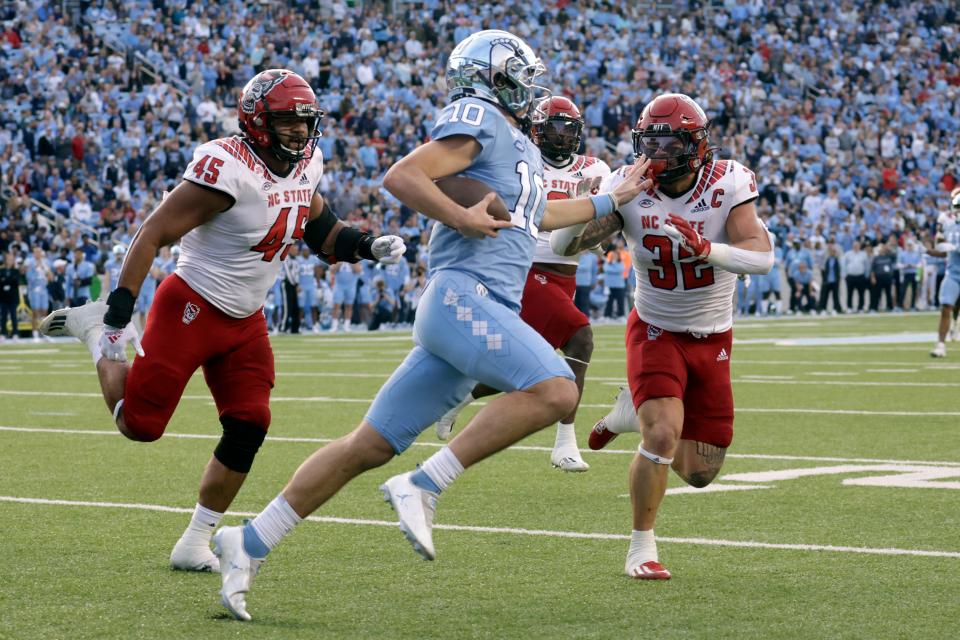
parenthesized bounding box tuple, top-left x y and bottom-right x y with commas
(628, 560, 671, 580)
(588, 387, 640, 450)
(588, 417, 620, 450)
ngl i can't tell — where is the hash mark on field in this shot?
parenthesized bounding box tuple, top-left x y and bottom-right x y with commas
(1, 495, 957, 559)
(3, 425, 959, 467)
(807, 372, 858, 376)
(865, 369, 919, 373)
(739, 375, 795, 380)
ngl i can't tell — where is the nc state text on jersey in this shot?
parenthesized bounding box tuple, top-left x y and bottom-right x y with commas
(640, 216, 705, 233)
(267, 188, 313, 207)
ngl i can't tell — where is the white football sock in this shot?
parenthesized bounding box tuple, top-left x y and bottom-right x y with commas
(553, 422, 578, 451)
(625, 529, 658, 571)
(250, 493, 302, 551)
(181, 503, 223, 544)
(420, 446, 465, 493)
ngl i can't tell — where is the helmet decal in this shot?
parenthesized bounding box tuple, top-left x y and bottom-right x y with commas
(241, 72, 287, 114)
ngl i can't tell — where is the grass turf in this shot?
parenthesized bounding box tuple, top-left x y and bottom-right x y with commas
(1, 312, 958, 639)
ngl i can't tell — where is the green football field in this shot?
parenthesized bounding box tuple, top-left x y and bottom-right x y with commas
(1, 313, 958, 639)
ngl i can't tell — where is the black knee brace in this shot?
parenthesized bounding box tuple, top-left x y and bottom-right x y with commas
(213, 416, 267, 473)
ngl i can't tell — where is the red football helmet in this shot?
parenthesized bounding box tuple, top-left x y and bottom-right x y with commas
(632, 93, 715, 184)
(530, 96, 584, 162)
(238, 69, 324, 163)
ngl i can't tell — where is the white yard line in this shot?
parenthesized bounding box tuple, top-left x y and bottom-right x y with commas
(732, 379, 960, 388)
(2, 389, 959, 416)
(865, 369, 920, 373)
(0, 495, 956, 559)
(2, 425, 959, 467)
(739, 375, 796, 380)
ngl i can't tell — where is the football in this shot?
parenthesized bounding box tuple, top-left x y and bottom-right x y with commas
(434, 176, 511, 221)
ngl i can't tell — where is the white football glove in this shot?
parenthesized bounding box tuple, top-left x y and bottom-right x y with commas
(99, 323, 145, 363)
(371, 235, 406, 264)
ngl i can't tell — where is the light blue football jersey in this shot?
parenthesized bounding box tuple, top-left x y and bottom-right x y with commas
(943, 219, 960, 279)
(427, 97, 546, 311)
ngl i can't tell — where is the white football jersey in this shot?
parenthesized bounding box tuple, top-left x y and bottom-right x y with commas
(533, 154, 611, 266)
(602, 159, 759, 334)
(176, 136, 324, 318)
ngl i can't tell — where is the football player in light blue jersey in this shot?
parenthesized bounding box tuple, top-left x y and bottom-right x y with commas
(212, 30, 650, 621)
(330, 262, 361, 331)
(296, 247, 322, 331)
(26, 247, 53, 340)
(930, 192, 960, 357)
(103, 245, 126, 293)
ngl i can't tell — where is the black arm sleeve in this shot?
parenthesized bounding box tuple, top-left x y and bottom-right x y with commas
(302, 203, 340, 254)
(333, 226, 376, 263)
(78, 276, 93, 287)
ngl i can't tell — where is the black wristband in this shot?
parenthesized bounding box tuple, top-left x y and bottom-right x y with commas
(103, 287, 136, 328)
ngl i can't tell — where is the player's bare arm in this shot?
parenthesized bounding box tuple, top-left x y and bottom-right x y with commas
(554, 211, 625, 257)
(117, 181, 231, 297)
(383, 135, 511, 238)
(540, 155, 652, 232)
(724, 200, 772, 253)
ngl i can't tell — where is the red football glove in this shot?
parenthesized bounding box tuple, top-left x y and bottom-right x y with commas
(663, 214, 711, 259)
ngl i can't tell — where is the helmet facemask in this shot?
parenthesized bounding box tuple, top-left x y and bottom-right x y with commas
(262, 103, 324, 163)
(532, 117, 582, 162)
(632, 127, 711, 184)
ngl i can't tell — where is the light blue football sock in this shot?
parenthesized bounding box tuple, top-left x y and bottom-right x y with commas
(410, 467, 442, 494)
(242, 521, 270, 559)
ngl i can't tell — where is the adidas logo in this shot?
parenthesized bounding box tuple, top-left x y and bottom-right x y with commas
(298, 173, 310, 185)
(716, 348, 729, 362)
(691, 199, 709, 214)
(570, 171, 584, 178)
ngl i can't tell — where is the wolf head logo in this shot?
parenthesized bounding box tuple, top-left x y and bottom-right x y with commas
(241, 73, 287, 114)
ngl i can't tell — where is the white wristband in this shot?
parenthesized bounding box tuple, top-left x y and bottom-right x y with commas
(706, 243, 774, 275)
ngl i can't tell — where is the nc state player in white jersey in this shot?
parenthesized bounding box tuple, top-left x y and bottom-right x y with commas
(40, 70, 404, 572)
(558, 94, 773, 579)
(432, 96, 610, 471)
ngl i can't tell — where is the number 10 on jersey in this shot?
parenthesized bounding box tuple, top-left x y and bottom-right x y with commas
(511, 161, 544, 235)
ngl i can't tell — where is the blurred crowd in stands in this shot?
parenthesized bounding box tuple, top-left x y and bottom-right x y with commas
(1, 0, 959, 339)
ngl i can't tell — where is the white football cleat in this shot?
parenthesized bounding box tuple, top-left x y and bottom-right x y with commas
(213, 526, 262, 622)
(39, 299, 106, 342)
(951, 319, 959, 342)
(931, 341, 947, 358)
(435, 407, 460, 441)
(170, 536, 220, 573)
(588, 387, 641, 450)
(550, 447, 590, 472)
(380, 472, 437, 561)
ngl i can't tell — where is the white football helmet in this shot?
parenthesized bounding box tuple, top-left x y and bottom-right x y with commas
(445, 29, 549, 127)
